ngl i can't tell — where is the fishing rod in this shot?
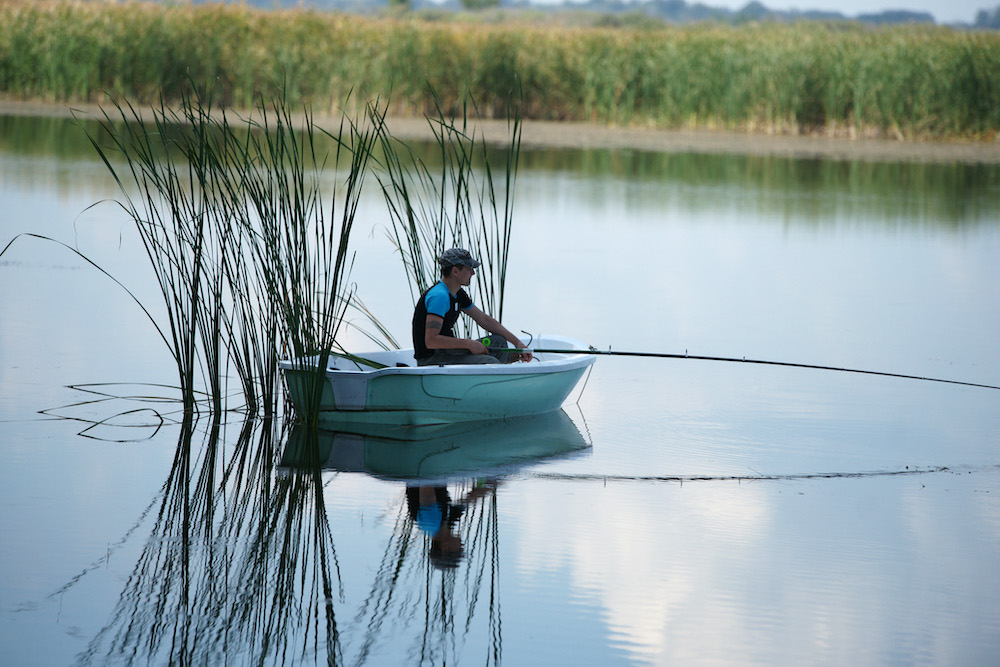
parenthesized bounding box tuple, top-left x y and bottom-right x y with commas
(515, 346, 1000, 392)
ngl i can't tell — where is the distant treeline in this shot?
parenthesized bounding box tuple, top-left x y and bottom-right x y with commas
(2, 0, 999, 138)
(976, 6, 1000, 28)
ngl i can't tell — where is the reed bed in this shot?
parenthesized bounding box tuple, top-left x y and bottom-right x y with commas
(2, 1, 999, 138)
(86, 89, 381, 422)
(72, 84, 521, 423)
(375, 93, 521, 333)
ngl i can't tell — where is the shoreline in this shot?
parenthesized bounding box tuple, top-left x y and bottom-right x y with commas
(5, 99, 1000, 164)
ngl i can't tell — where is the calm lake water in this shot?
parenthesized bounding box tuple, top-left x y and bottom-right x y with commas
(2, 113, 999, 665)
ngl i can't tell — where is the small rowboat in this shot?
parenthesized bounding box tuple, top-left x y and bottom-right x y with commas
(279, 335, 595, 427)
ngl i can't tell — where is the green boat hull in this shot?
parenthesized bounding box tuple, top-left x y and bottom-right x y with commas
(280, 335, 596, 427)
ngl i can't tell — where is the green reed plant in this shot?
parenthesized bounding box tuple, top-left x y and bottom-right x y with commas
(374, 89, 521, 333)
(239, 100, 384, 424)
(86, 88, 382, 421)
(87, 95, 218, 417)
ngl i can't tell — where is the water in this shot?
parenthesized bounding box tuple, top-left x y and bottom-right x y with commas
(2, 113, 999, 665)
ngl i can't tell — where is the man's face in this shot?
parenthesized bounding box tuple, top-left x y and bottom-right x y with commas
(455, 265, 475, 285)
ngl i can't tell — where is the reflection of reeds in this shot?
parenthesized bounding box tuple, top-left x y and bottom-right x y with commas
(375, 92, 521, 335)
(87, 91, 381, 421)
(71, 417, 504, 665)
(353, 482, 502, 665)
(77, 418, 343, 665)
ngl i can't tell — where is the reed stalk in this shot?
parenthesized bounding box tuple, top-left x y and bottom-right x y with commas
(374, 89, 522, 336)
(85, 88, 383, 421)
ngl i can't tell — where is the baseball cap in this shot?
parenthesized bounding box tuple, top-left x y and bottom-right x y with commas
(438, 248, 481, 269)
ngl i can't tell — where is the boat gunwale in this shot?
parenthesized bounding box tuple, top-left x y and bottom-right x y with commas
(278, 335, 596, 379)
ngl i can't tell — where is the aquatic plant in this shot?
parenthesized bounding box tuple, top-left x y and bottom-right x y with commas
(1, 83, 522, 422)
(85, 90, 381, 420)
(374, 90, 522, 335)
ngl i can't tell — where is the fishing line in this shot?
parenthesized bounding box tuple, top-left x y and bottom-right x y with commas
(516, 347, 1000, 391)
(573, 361, 596, 407)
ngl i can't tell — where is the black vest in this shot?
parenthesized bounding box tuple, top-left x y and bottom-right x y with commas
(412, 284, 473, 359)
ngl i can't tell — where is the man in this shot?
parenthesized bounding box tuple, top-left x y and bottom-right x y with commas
(411, 248, 533, 366)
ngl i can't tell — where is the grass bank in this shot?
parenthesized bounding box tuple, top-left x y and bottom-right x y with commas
(2, 0, 999, 138)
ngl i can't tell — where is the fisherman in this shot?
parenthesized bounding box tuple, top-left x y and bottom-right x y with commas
(412, 248, 533, 366)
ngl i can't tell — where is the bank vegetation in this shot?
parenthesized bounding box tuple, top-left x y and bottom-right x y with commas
(1, 0, 999, 139)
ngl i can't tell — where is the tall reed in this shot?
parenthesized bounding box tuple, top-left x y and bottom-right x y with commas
(2, 1, 999, 138)
(87, 89, 381, 421)
(374, 91, 522, 335)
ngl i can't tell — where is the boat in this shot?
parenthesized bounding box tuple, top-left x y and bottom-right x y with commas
(279, 335, 595, 427)
(277, 409, 592, 481)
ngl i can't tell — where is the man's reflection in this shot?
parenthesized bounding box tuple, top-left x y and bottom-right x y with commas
(406, 480, 497, 569)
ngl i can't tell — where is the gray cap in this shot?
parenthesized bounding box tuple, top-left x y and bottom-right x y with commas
(438, 247, 480, 269)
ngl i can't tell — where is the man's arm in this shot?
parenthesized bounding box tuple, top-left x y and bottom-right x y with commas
(465, 306, 533, 361)
(424, 314, 489, 355)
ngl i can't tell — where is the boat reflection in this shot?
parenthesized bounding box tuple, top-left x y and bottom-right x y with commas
(279, 408, 592, 481)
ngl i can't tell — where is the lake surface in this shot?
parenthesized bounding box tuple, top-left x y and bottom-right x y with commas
(2, 113, 999, 665)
